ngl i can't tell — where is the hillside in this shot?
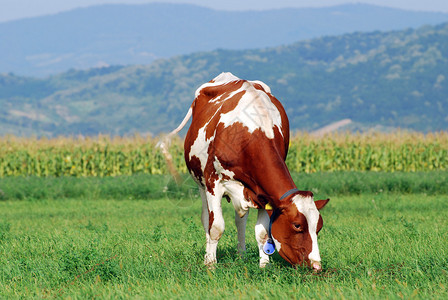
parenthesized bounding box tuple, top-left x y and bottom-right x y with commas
(1, 3, 448, 76)
(1, 22, 448, 136)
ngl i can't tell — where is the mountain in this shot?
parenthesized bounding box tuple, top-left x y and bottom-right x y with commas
(1, 22, 448, 136)
(1, 3, 448, 76)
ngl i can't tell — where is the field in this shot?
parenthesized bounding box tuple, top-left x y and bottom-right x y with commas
(1, 173, 447, 299)
(0, 133, 447, 298)
(1, 132, 448, 177)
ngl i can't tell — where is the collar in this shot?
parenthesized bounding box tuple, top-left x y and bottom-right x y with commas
(279, 188, 300, 201)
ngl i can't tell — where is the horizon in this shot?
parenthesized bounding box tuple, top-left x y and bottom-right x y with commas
(2, 0, 448, 23)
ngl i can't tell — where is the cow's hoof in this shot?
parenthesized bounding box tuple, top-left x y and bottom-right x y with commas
(259, 259, 270, 268)
(237, 250, 247, 260)
(204, 255, 217, 268)
(206, 263, 216, 270)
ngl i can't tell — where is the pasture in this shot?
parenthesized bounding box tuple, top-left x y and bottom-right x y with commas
(1, 173, 447, 298)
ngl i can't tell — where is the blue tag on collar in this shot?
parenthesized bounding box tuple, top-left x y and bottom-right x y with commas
(263, 238, 275, 255)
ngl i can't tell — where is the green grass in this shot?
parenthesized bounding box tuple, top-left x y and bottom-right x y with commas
(0, 174, 447, 298)
(1, 171, 448, 201)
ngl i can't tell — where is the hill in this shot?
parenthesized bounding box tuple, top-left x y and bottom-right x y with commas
(1, 3, 448, 76)
(1, 22, 448, 136)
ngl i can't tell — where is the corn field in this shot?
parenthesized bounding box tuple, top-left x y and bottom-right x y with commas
(0, 132, 447, 177)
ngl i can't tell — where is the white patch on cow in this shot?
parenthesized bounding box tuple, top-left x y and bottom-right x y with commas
(222, 180, 257, 217)
(194, 72, 282, 139)
(272, 236, 282, 252)
(208, 93, 224, 103)
(204, 183, 226, 264)
(195, 72, 240, 98)
(213, 157, 235, 180)
(219, 82, 282, 139)
(292, 195, 322, 263)
(189, 127, 213, 181)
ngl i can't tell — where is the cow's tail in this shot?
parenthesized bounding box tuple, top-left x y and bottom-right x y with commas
(157, 107, 192, 185)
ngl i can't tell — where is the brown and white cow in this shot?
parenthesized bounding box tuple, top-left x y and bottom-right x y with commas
(161, 72, 329, 271)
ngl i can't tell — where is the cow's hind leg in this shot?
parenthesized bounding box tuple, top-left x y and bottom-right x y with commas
(235, 210, 248, 256)
(199, 188, 211, 262)
(201, 184, 225, 267)
(255, 209, 270, 268)
(224, 181, 250, 257)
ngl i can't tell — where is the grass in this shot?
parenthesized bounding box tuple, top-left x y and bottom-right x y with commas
(0, 174, 447, 298)
(1, 171, 448, 201)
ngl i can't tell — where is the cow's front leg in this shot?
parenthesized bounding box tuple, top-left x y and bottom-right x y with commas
(201, 188, 225, 267)
(235, 210, 249, 256)
(255, 209, 270, 268)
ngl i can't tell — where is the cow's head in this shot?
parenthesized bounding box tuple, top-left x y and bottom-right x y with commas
(271, 193, 329, 271)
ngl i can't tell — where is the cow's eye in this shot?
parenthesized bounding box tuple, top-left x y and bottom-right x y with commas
(292, 223, 303, 232)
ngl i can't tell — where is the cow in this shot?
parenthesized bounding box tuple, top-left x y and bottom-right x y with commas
(160, 72, 329, 271)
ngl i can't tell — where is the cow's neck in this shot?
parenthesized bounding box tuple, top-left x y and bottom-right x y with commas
(254, 161, 296, 207)
(240, 142, 296, 207)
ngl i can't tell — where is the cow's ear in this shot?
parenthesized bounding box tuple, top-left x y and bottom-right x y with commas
(315, 199, 329, 210)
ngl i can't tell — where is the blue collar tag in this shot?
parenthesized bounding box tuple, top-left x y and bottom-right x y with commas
(263, 238, 276, 255)
(264, 206, 279, 256)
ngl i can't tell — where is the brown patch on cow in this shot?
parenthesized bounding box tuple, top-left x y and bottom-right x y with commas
(199, 80, 245, 105)
(213, 122, 255, 161)
(244, 186, 262, 209)
(208, 211, 214, 232)
(205, 90, 246, 141)
(251, 82, 270, 94)
(205, 174, 218, 195)
(202, 143, 219, 195)
(297, 191, 314, 198)
(218, 89, 246, 115)
(221, 173, 232, 181)
(251, 82, 263, 91)
(186, 155, 204, 186)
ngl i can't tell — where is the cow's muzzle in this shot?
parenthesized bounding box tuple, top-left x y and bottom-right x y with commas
(310, 260, 322, 273)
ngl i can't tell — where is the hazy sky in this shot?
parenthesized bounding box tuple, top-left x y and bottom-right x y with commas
(2, 0, 448, 23)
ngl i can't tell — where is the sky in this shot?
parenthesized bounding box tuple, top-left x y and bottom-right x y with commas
(1, 0, 448, 23)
